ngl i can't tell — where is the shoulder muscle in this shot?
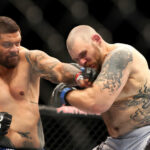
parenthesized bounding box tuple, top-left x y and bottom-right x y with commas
(95, 49, 133, 93)
(25, 50, 60, 75)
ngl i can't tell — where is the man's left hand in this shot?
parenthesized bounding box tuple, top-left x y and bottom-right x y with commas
(50, 83, 76, 107)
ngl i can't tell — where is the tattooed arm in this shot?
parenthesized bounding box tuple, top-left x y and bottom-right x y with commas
(25, 50, 80, 85)
(65, 49, 133, 114)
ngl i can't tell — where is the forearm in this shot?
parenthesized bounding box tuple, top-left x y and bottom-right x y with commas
(25, 50, 80, 85)
(65, 87, 103, 114)
(58, 63, 80, 85)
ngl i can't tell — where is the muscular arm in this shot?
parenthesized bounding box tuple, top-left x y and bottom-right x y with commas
(66, 49, 133, 114)
(25, 50, 80, 85)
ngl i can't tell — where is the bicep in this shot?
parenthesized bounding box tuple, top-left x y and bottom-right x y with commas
(94, 49, 133, 100)
(25, 50, 62, 82)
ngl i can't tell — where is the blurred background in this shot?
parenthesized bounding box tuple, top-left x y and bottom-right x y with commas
(1, 0, 150, 149)
(1, 0, 150, 105)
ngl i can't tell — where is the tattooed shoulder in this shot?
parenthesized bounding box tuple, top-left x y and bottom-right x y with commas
(25, 50, 61, 82)
(95, 49, 133, 92)
(25, 50, 47, 67)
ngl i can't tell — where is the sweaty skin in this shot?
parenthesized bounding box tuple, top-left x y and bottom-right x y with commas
(0, 44, 81, 148)
(66, 43, 150, 138)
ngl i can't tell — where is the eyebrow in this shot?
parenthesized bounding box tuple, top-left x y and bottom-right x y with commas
(73, 50, 87, 62)
(79, 50, 87, 57)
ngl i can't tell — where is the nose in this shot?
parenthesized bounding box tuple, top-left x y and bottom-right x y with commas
(79, 58, 87, 66)
(10, 45, 19, 53)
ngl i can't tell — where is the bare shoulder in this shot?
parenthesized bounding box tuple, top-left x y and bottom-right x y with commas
(20, 48, 63, 77)
(94, 45, 134, 92)
(114, 43, 147, 63)
(18, 47, 60, 66)
(109, 43, 149, 69)
(105, 44, 133, 69)
(18, 46, 30, 60)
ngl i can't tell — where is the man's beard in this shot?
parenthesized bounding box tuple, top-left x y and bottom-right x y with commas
(1, 56, 20, 68)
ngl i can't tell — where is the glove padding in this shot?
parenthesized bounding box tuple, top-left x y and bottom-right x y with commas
(50, 83, 76, 107)
(81, 67, 98, 82)
(71, 63, 98, 83)
(0, 112, 12, 136)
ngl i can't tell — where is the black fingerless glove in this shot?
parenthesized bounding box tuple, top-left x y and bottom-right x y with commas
(0, 112, 12, 136)
(81, 67, 98, 82)
(71, 63, 98, 83)
(75, 67, 98, 82)
(50, 83, 76, 107)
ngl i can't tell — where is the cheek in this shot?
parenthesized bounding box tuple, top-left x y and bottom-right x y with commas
(90, 52, 98, 61)
(0, 50, 8, 60)
(0, 50, 4, 57)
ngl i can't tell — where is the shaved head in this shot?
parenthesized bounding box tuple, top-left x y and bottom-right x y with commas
(66, 25, 98, 51)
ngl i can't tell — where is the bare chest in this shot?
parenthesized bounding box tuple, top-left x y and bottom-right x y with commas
(0, 73, 29, 103)
(0, 62, 36, 105)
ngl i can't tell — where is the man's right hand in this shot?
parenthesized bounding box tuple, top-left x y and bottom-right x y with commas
(70, 63, 98, 87)
(75, 67, 98, 87)
(0, 112, 12, 136)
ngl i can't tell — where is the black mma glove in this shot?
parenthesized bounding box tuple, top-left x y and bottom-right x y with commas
(75, 67, 98, 83)
(81, 67, 98, 82)
(50, 83, 76, 107)
(0, 112, 12, 136)
(71, 63, 98, 83)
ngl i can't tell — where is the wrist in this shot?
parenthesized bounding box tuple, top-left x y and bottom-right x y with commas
(60, 87, 73, 105)
(75, 67, 85, 82)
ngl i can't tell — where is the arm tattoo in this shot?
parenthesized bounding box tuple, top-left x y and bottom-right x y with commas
(25, 51, 78, 84)
(57, 64, 78, 85)
(95, 50, 133, 93)
(25, 51, 59, 83)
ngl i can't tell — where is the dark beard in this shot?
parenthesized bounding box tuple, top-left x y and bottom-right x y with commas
(0, 56, 20, 68)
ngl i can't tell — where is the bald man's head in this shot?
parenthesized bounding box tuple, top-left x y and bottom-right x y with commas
(66, 25, 98, 51)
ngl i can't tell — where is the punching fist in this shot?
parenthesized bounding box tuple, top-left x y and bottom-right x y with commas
(0, 112, 12, 136)
(50, 83, 76, 107)
(79, 67, 98, 82)
(71, 63, 98, 87)
(75, 67, 98, 87)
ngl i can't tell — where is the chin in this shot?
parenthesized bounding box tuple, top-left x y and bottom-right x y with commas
(7, 57, 20, 68)
(6, 64, 18, 68)
(6, 61, 19, 68)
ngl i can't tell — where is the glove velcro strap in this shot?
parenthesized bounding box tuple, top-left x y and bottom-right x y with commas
(60, 87, 73, 105)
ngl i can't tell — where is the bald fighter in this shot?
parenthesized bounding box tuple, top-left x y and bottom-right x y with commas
(0, 17, 97, 150)
(53, 25, 150, 150)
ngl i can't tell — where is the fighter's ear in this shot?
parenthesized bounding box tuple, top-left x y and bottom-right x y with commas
(91, 34, 101, 43)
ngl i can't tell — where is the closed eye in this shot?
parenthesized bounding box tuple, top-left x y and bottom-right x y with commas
(72, 50, 87, 63)
(79, 50, 87, 58)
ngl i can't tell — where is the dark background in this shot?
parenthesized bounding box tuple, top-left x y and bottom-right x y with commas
(1, 0, 150, 105)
